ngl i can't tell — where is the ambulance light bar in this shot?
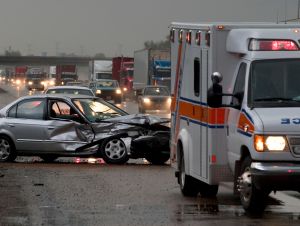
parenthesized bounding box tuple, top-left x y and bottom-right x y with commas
(249, 39, 299, 51)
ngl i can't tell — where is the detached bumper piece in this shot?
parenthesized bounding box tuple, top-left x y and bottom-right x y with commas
(251, 162, 300, 191)
(130, 131, 170, 159)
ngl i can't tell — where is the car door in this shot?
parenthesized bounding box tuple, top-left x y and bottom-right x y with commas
(44, 99, 93, 152)
(6, 98, 49, 152)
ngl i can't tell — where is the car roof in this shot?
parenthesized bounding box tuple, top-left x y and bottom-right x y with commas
(46, 86, 91, 90)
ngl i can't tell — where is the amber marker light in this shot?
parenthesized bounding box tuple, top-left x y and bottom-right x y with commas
(254, 135, 264, 152)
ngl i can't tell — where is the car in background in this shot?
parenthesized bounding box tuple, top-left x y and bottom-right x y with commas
(44, 86, 95, 96)
(65, 80, 88, 87)
(89, 79, 122, 104)
(137, 86, 171, 113)
(0, 95, 170, 164)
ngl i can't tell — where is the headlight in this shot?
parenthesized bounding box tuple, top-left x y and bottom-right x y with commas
(254, 135, 288, 152)
(123, 87, 128, 92)
(116, 89, 122, 94)
(96, 89, 101, 94)
(28, 81, 33, 85)
(16, 80, 21, 85)
(41, 81, 45, 85)
(49, 80, 55, 86)
(167, 97, 172, 105)
(143, 98, 151, 104)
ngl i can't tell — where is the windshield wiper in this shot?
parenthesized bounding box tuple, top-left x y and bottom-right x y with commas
(254, 97, 300, 102)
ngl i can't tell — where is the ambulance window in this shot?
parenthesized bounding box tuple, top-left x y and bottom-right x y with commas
(194, 58, 200, 97)
(232, 63, 247, 108)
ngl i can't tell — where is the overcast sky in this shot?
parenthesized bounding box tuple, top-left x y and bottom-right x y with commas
(0, 0, 299, 57)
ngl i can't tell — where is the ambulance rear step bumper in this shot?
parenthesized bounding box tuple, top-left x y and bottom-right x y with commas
(251, 162, 300, 191)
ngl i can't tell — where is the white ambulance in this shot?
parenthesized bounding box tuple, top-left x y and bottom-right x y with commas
(170, 22, 300, 214)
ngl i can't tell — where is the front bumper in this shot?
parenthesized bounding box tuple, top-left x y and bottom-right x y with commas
(251, 162, 300, 191)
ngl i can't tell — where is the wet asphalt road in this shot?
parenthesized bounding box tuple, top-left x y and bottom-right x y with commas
(1, 83, 300, 226)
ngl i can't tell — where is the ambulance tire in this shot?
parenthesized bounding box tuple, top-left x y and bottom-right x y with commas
(179, 155, 200, 197)
(199, 184, 219, 197)
(239, 156, 267, 215)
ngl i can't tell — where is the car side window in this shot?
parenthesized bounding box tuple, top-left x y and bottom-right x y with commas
(14, 99, 45, 120)
(232, 62, 247, 108)
(7, 105, 17, 118)
(49, 100, 82, 123)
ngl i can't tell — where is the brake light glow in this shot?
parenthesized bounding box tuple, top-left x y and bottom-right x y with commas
(249, 39, 299, 51)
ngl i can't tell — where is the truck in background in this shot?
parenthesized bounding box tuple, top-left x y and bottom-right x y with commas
(56, 65, 78, 85)
(133, 49, 171, 96)
(112, 57, 134, 98)
(90, 60, 112, 81)
(26, 67, 47, 90)
(14, 66, 28, 86)
(170, 22, 300, 214)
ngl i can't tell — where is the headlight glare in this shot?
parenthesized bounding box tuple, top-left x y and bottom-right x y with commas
(143, 98, 151, 104)
(116, 89, 122, 94)
(254, 135, 288, 152)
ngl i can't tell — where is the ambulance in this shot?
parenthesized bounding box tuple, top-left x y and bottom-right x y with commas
(170, 22, 300, 214)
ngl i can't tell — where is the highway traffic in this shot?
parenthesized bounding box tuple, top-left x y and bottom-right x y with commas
(0, 82, 300, 226)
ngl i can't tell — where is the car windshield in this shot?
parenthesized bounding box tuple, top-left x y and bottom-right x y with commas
(46, 89, 94, 96)
(73, 98, 127, 122)
(144, 87, 169, 96)
(249, 59, 300, 107)
(96, 73, 112, 80)
(96, 81, 118, 88)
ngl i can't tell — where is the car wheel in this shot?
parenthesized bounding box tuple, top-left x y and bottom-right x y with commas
(0, 135, 17, 162)
(199, 184, 219, 197)
(238, 156, 268, 214)
(115, 97, 122, 104)
(101, 138, 129, 164)
(40, 155, 58, 163)
(178, 152, 200, 197)
(145, 153, 170, 165)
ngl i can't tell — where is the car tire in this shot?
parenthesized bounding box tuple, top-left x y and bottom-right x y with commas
(145, 153, 170, 165)
(115, 97, 122, 104)
(0, 135, 17, 162)
(199, 184, 219, 197)
(238, 156, 268, 214)
(100, 138, 129, 164)
(40, 155, 58, 163)
(179, 153, 200, 197)
(138, 106, 145, 113)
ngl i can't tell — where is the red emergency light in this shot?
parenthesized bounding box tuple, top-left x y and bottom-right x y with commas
(186, 30, 192, 44)
(170, 29, 175, 43)
(249, 39, 299, 51)
(195, 31, 201, 46)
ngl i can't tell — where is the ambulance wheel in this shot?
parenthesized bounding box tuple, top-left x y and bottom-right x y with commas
(100, 138, 129, 164)
(199, 184, 219, 197)
(179, 154, 200, 197)
(238, 156, 268, 214)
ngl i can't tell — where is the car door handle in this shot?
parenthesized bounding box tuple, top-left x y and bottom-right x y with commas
(8, 124, 15, 127)
(47, 127, 55, 130)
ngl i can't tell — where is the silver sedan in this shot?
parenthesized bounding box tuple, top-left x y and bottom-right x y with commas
(0, 94, 170, 164)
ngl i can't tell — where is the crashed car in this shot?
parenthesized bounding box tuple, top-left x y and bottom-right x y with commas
(0, 94, 170, 164)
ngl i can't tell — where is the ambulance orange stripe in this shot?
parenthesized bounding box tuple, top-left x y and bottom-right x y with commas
(238, 113, 255, 133)
(171, 42, 183, 112)
(178, 100, 226, 125)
